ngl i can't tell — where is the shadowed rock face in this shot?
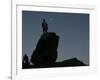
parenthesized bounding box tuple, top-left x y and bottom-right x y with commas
(23, 32, 87, 69)
(53, 58, 86, 67)
(22, 54, 30, 68)
(23, 57, 87, 69)
(31, 32, 59, 66)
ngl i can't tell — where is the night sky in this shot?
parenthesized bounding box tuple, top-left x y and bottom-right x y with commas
(22, 11, 89, 65)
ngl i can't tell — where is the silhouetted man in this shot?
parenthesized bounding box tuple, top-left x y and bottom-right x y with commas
(42, 19, 48, 34)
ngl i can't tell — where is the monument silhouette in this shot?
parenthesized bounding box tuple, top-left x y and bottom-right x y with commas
(22, 19, 87, 69)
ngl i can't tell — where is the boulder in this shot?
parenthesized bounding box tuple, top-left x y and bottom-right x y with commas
(31, 32, 59, 66)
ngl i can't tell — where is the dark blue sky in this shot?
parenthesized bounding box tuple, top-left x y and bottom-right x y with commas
(22, 11, 89, 65)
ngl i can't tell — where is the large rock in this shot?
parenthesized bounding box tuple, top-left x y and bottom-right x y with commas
(31, 32, 59, 66)
(54, 58, 86, 67)
(29, 58, 86, 68)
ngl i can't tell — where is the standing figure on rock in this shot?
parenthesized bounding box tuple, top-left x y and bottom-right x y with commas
(42, 19, 48, 34)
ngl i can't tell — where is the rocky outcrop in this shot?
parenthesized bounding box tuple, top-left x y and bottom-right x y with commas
(22, 54, 30, 68)
(31, 32, 59, 66)
(24, 58, 87, 69)
(53, 58, 86, 67)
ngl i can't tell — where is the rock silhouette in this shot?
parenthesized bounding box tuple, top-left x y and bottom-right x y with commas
(31, 32, 59, 67)
(22, 57, 87, 69)
(53, 58, 86, 67)
(22, 54, 30, 68)
(22, 19, 87, 69)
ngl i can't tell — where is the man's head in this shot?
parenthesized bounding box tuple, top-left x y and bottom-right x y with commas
(43, 19, 46, 22)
